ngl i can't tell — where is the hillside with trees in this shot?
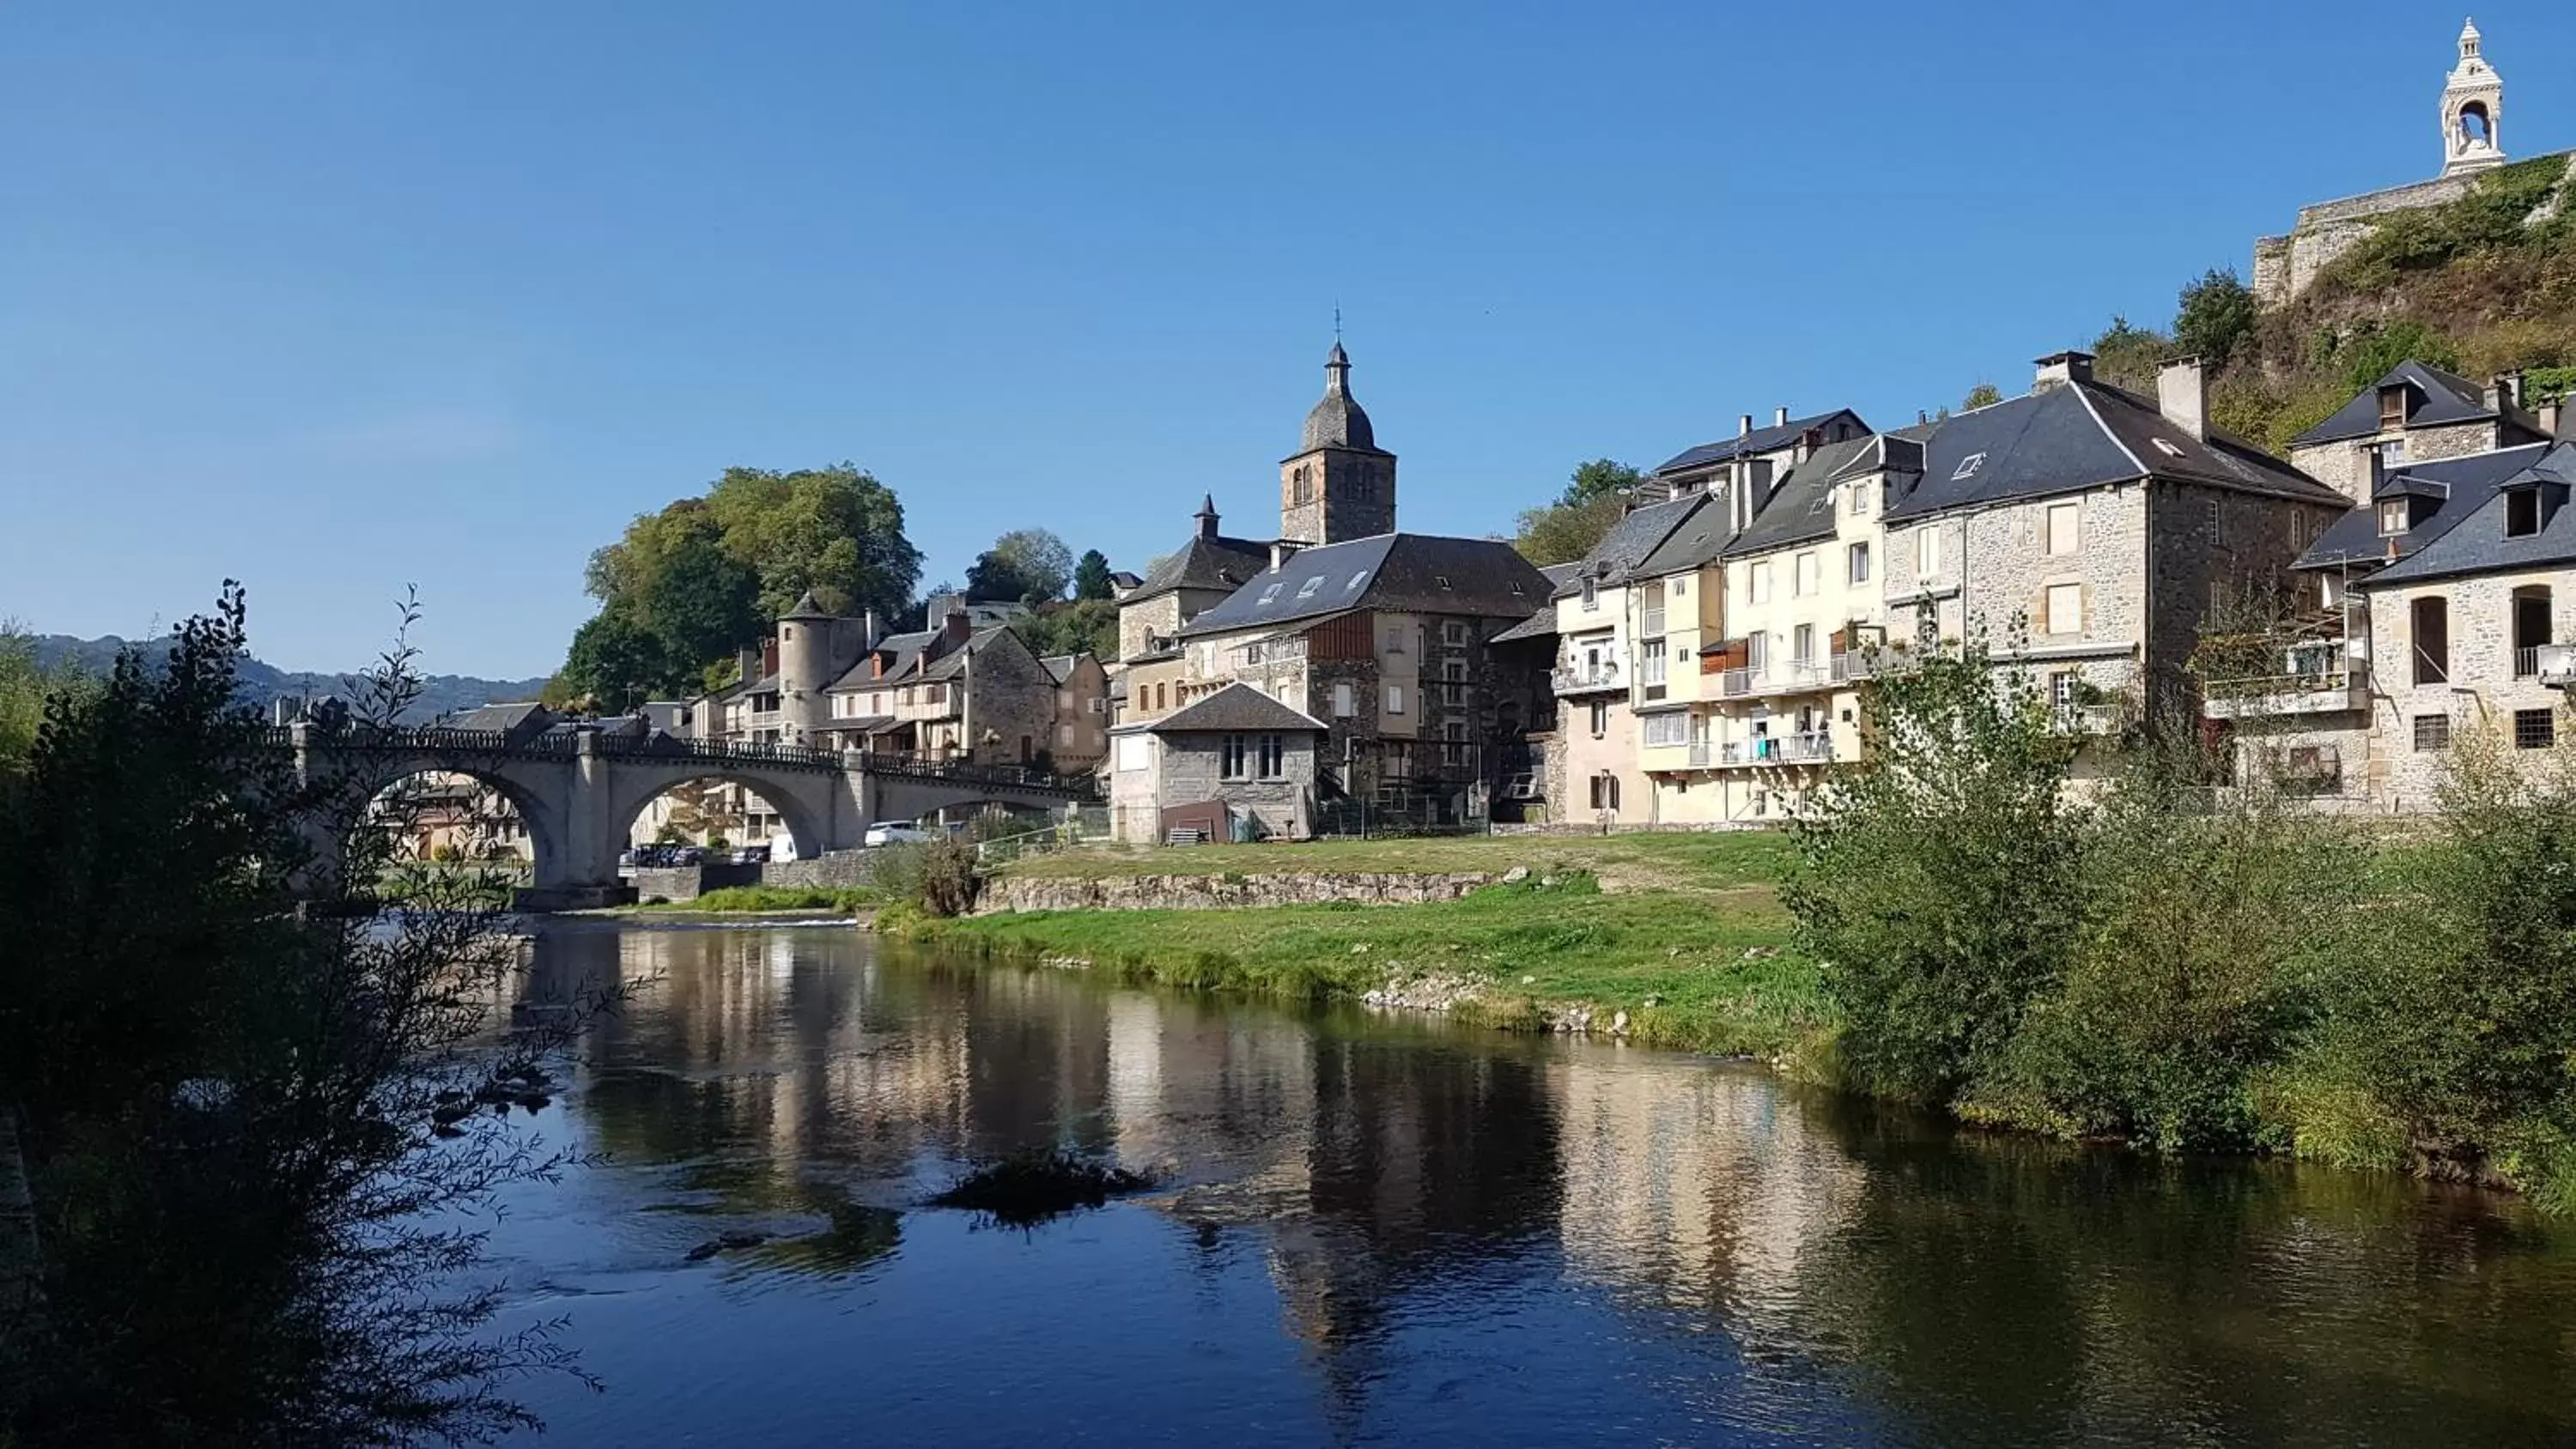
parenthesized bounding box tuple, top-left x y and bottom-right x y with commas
(2081, 155, 2576, 453)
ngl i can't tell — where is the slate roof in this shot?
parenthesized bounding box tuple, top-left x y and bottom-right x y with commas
(443, 701, 554, 736)
(2370, 443, 2576, 585)
(827, 627, 939, 691)
(2295, 444, 2551, 571)
(783, 590, 830, 620)
(1298, 342, 1382, 455)
(1651, 409, 1868, 476)
(1041, 653, 1079, 684)
(1125, 532, 1273, 604)
(1178, 533, 1553, 638)
(1710, 435, 1883, 562)
(1148, 682, 1329, 735)
(1550, 495, 1710, 599)
(918, 627, 1018, 681)
(2292, 361, 2500, 447)
(1884, 379, 2347, 523)
(1489, 610, 1558, 645)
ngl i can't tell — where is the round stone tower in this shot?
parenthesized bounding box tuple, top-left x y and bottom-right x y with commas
(776, 590, 835, 745)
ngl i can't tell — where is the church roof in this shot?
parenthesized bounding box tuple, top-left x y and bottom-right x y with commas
(1298, 340, 1383, 455)
(1126, 531, 1273, 605)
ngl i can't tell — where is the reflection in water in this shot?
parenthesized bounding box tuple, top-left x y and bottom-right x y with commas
(492, 925, 2576, 1446)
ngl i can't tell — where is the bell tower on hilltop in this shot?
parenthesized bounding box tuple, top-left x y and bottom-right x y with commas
(1279, 338, 1398, 546)
(2440, 17, 2506, 177)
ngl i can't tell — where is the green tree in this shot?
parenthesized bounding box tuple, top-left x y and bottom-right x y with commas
(702, 465, 922, 621)
(1783, 621, 2090, 1103)
(2173, 268, 2257, 368)
(1073, 549, 1115, 601)
(1012, 598, 1119, 662)
(1561, 458, 1643, 506)
(2089, 315, 2173, 394)
(965, 550, 1038, 603)
(980, 529, 1075, 603)
(1961, 382, 2003, 409)
(558, 605, 679, 711)
(1510, 492, 1627, 567)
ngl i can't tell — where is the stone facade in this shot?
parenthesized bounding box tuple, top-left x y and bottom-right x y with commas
(2365, 568, 2574, 809)
(1120, 729, 1318, 843)
(976, 870, 1501, 915)
(1044, 653, 1112, 771)
(2292, 421, 2507, 506)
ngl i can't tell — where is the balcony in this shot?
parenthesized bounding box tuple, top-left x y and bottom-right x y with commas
(2201, 666, 2368, 720)
(2053, 704, 2123, 736)
(1553, 662, 1624, 695)
(2539, 644, 2576, 688)
(1716, 666, 1767, 700)
(1715, 733, 1838, 767)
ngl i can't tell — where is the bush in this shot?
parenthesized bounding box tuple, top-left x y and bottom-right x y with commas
(872, 835, 980, 918)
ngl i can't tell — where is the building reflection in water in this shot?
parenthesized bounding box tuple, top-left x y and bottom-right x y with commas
(507, 925, 2576, 1445)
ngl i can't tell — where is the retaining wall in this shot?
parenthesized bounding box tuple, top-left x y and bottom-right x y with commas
(975, 870, 1505, 915)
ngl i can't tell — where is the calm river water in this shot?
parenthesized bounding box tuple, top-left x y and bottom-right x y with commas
(485, 924, 2576, 1446)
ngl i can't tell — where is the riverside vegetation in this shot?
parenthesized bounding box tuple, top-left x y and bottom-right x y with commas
(914, 630, 2576, 1210)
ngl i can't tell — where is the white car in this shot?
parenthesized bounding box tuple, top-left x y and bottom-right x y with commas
(863, 822, 934, 847)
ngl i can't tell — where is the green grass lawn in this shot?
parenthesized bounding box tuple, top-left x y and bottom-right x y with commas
(1000, 829, 1794, 898)
(923, 846, 1826, 1057)
(635, 883, 878, 914)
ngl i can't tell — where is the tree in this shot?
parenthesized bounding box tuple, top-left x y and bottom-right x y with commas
(976, 529, 1074, 603)
(1073, 549, 1115, 601)
(1561, 458, 1643, 506)
(1012, 599, 1119, 663)
(2173, 268, 2257, 369)
(557, 605, 677, 711)
(0, 588, 598, 1440)
(1511, 493, 1627, 567)
(1961, 382, 2003, 409)
(701, 465, 922, 621)
(964, 551, 1038, 604)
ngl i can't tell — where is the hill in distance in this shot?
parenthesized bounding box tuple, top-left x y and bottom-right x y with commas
(25, 634, 549, 724)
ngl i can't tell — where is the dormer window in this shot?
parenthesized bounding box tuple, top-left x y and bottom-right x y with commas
(2379, 500, 2410, 537)
(2507, 488, 2543, 538)
(2378, 385, 2409, 432)
(1952, 452, 1987, 482)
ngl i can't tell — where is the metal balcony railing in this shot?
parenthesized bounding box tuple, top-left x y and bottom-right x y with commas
(1552, 663, 1623, 694)
(1717, 666, 1766, 699)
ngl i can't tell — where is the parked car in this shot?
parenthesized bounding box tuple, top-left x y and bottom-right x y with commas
(863, 822, 933, 847)
(731, 845, 770, 864)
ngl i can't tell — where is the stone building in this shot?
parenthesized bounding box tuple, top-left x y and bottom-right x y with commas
(1881, 352, 2352, 731)
(1040, 651, 1112, 772)
(1279, 341, 1397, 546)
(1541, 494, 1715, 826)
(1108, 682, 1327, 844)
(820, 612, 1072, 768)
(2254, 21, 2570, 308)
(2286, 361, 2557, 505)
(1115, 497, 1271, 666)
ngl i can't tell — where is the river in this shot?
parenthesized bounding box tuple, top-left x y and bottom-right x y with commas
(483, 923, 2576, 1446)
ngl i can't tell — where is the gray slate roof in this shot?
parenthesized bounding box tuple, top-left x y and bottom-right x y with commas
(1298, 342, 1382, 454)
(1041, 653, 1079, 684)
(828, 627, 939, 691)
(1551, 494, 1710, 598)
(1711, 436, 1884, 562)
(2295, 443, 2551, 571)
(1148, 682, 1328, 735)
(1885, 380, 2346, 523)
(918, 627, 1019, 681)
(2371, 443, 2576, 585)
(443, 701, 554, 736)
(1652, 409, 1868, 476)
(2292, 361, 2499, 446)
(1178, 533, 1552, 638)
(1127, 532, 1273, 604)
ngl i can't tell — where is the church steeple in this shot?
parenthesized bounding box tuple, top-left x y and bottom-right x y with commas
(2439, 16, 2506, 177)
(1280, 336, 1396, 546)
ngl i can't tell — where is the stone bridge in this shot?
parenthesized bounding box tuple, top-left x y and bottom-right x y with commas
(277, 722, 1095, 909)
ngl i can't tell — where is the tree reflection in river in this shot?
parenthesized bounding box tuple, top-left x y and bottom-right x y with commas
(491, 925, 2576, 1446)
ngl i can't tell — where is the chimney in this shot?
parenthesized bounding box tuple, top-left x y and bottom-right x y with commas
(2360, 441, 2388, 498)
(1739, 414, 1753, 438)
(2157, 355, 2207, 440)
(1269, 540, 1300, 573)
(2032, 350, 2095, 394)
(2488, 371, 2523, 414)
(942, 601, 972, 647)
(1774, 405, 1790, 427)
(862, 609, 881, 650)
(760, 638, 780, 679)
(2543, 397, 2566, 440)
(738, 645, 762, 684)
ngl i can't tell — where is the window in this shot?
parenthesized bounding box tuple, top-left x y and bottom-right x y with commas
(1640, 581, 1666, 638)
(2379, 500, 2410, 537)
(2049, 672, 2076, 710)
(1296, 576, 1325, 599)
(1848, 542, 1871, 585)
(1642, 639, 1668, 698)
(1747, 631, 1769, 671)
(1642, 712, 1687, 747)
(1952, 452, 1987, 482)
(1589, 700, 1608, 738)
(2380, 438, 2408, 468)
(1749, 561, 1771, 603)
(1850, 484, 1871, 517)
(2413, 714, 2452, 752)
(1794, 552, 1819, 597)
(1346, 570, 1370, 593)
(1386, 685, 1406, 716)
(2045, 501, 2081, 556)
(1672, 578, 1687, 597)
(1088, 696, 1106, 714)
(2208, 498, 2227, 549)
(1257, 732, 1285, 777)
(1915, 526, 1941, 576)
(1333, 682, 1354, 718)
(2379, 386, 2408, 432)
(2045, 583, 2083, 635)
(1443, 620, 1467, 646)
(1793, 623, 1814, 664)
(1580, 577, 1599, 610)
(1221, 734, 1249, 779)
(2507, 488, 2543, 538)
(1588, 773, 1620, 811)
(1258, 583, 1283, 605)
(2516, 708, 2557, 751)
(2411, 596, 2450, 685)
(1056, 723, 1074, 745)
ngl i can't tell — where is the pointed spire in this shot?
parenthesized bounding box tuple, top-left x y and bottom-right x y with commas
(1324, 338, 1352, 395)
(2459, 15, 2482, 58)
(1195, 494, 1220, 539)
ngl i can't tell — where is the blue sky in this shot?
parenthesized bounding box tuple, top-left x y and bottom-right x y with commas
(5, 2, 2571, 676)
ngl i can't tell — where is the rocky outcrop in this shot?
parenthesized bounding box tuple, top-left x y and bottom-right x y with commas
(974, 871, 1504, 915)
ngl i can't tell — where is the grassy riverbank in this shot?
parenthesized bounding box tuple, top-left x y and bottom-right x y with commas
(899, 834, 1826, 1057)
(632, 883, 878, 915)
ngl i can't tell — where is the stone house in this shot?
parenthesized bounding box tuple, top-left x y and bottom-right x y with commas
(1114, 497, 1270, 668)
(1108, 682, 1327, 844)
(1041, 651, 1112, 772)
(822, 615, 1065, 767)
(1881, 352, 2353, 736)
(1545, 494, 1717, 827)
(2287, 361, 2557, 506)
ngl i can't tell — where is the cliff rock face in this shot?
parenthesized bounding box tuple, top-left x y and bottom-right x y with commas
(974, 870, 1501, 914)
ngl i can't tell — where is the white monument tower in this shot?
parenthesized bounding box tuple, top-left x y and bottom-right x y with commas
(2439, 18, 2506, 177)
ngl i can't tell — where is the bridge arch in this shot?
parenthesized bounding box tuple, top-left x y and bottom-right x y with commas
(601, 767, 837, 864)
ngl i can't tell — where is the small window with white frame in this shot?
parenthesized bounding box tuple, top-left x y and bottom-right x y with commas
(1916, 525, 1941, 576)
(2045, 582, 2083, 635)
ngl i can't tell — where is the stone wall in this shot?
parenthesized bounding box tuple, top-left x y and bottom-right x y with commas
(975, 870, 1504, 915)
(2368, 568, 2576, 809)
(1157, 731, 1316, 840)
(2253, 151, 2576, 307)
(2146, 481, 2348, 707)
(630, 861, 761, 902)
(764, 847, 884, 890)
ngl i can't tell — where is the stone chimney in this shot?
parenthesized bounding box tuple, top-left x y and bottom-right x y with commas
(2032, 350, 2096, 394)
(861, 609, 881, 650)
(2542, 397, 2566, 440)
(1269, 540, 1301, 573)
(2488, 371, 2524, 414)
(941, 601, 973, 648)
(2157, 356, 2208, 440)
(1774, 405, 1790, 427)
(2360, 440, 2387, 498)
(737, 645, 762, 684)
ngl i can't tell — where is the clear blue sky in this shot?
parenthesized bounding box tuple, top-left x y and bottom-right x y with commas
(5, 2, 2570, 676)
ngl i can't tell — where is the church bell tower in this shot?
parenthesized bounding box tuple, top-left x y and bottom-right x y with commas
(2439, 17, 2506, 177)
(1279, 340, 1398, 546)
